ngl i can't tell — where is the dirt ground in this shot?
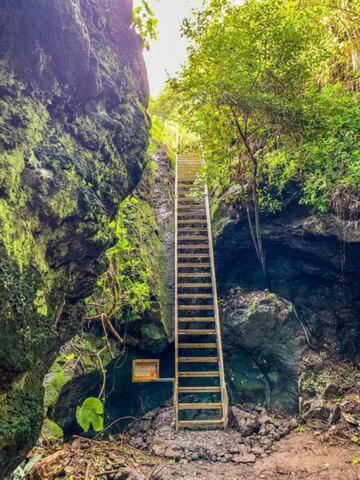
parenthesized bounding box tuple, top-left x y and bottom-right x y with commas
(28, 430, 360, 480)
(156, 431, 360, 479)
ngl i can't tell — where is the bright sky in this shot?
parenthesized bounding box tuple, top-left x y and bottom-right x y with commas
(134, 0, 203, 97)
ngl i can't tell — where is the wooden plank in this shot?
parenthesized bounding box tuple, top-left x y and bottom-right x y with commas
(178, 343, 217, 349)
(178, 220, 207, 224)
(178, 245, 209, 250)
(177, 273, 212, 277)
(178, 419, 224, 427)
(178, 371, 219, 378)
(178, 403, 222, 410)
(178, 254, 209, 258)
(178, 317, 215, 322)
(178, 228, 208, 232)
(179, 329, 216, 335)
(177, 263, 211, 268)
(178, 305, 214, 310)
(178, 386, 220, 393)
(178, 294, 212, 298)
(178, 205, 205, 210)
(178, 356, 218, 363)
(178, 283, 212, 287)
(178, 236, 208, 241)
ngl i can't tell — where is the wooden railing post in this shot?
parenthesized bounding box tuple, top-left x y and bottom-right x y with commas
(174, 154, 179, 433)
(204, 184, 229, 428)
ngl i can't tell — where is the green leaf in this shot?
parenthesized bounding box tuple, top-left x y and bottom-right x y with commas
(352, 456, 360, 465)
(82, 397, 104, 414)
(76, 397, 104, 433)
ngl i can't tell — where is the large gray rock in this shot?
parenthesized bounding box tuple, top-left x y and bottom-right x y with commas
(222, 290, 307, 413)
(229, 406, 260, 435)
(214, 198, 360, 358)
(0, 0, 149, 476)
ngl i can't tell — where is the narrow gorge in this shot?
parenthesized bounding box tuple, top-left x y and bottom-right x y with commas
(0, 0, 359, 479)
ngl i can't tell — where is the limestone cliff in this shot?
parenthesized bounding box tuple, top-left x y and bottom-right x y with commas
(0, 0, 149, 476)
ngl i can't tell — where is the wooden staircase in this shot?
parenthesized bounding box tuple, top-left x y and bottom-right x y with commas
(174, 153, 228, 431)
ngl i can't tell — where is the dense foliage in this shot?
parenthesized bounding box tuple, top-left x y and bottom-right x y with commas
(86, 197, 159, 329)
(168, 0, 359, 217)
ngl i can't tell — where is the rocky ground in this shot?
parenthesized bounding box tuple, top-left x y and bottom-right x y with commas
(126, 406, 294, 463)
(24, 405, 360, 480)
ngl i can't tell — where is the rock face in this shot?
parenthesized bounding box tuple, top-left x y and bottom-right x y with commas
(45, 147, 174, 436)
(214, 200, 360, 358)
(116, 145, 175, 351)
(222, 290, 307, 413)
(0, 0, 149, 476)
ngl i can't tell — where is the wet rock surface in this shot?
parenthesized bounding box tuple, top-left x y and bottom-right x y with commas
(214, 198, 360, 359)
(0, 0, 149, 475)
(126, 406, 295, 464)
(221, 290, 307, 413)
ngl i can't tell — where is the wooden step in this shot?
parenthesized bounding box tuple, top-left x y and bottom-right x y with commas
(179, 329, 216, 335)
(177, 273, 211, 278)
(178, 294, 213, 298)
(178, 254, 209, 258)
(178, 245, 209, 250)
(178, 220, 207, 224)
(178, 236, 208, 241)
(178, 371, 219, 378)
(178, 386, 221, 393)
(178, 317, 215, 322)
(178, 343, 217, 349)
(178, 205, 205, 210)
(178, 228, 208, 232)
(178, 419, 224, 427)
(178, 356, 218, 363)
(178, 211, 205, 216)
(178, 305, 213, 310)
(178, 283, 212, 288)
(178, 263, 211, 268)
(178, 402, 222, 410)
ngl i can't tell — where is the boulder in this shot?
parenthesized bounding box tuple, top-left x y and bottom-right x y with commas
(230, 406, 260, 436)
(214, 198, 360, 359)
(222, 291, 307, 413)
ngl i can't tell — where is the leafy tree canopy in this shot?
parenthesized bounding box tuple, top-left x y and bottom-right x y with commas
(169, 0, 359, 216)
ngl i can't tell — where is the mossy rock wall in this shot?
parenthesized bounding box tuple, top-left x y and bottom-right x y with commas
(0, 0, 149, 476)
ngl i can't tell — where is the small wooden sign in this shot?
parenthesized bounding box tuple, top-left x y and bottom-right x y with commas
(132, 359, 160, 383)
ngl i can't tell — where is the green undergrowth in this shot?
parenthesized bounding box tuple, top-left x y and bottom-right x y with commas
(44, 333, 118, 411)
(107, 196, 168, 330)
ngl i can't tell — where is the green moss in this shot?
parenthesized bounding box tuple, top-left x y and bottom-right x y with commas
(0, 149, 25, 202)
(0, 199, 48, 273)
(41, 418, 64, 441)
(44, 360, 70, 409)
(33, 288, 49, 317)
(49, 168, 79, 219)
(23, 101, 49, 149)
(0, 365, 45, 475)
